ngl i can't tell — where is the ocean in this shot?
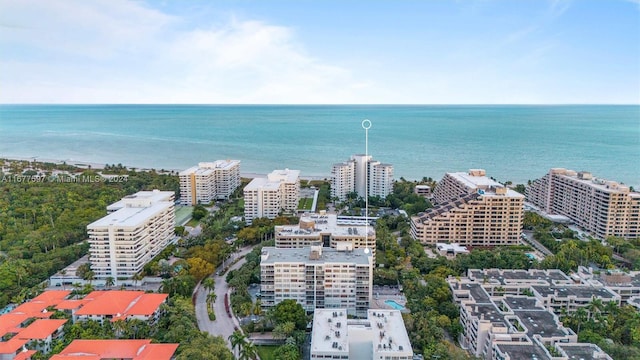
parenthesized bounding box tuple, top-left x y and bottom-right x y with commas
(0, 105, 638, 187)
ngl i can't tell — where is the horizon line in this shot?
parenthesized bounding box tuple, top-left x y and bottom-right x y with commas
(1, 103, 639, 106)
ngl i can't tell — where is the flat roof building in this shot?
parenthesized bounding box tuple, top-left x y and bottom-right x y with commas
(411, 170, 524, 246)
(244, 169, 300, 224)
(526, 168, 640, 239)
(448, 269, 615, 360)
(310, 309, 413, 360)
(260, 246, 373, 317)
(331, 155, 393, 201)
(88, 190, 176, 280)
(275, 213, 376, 258)
(179, 160, 241, 205)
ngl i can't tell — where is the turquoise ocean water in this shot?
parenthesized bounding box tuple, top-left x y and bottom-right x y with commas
(0, 105, 638, 187)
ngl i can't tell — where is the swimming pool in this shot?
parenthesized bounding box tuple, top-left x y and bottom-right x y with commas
(384, 299, 406, 310)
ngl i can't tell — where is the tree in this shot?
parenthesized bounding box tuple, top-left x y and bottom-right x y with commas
(192, 205, 208, 220)
(272, 299, 307, 330)
(176, 335, 233, 360)
(187, 257, 214, 281)
(105, 276, 115, 288)
(229, 330, 247, 358)
(239, 340, 258, 360)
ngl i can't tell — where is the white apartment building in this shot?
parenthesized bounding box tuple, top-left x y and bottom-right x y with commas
(87, 190, 176, 280)
(243, 169, 300, 224)
(310, 309, 413, 360)
(526, 168, 640, 239)
(411, 170, 524, 246)
(448, 269, 614, 360)
(179, 160, 241, 205)
(275, 213, 376, 258)
(331, 155, 394, 201)
(260, 246, 373, 318)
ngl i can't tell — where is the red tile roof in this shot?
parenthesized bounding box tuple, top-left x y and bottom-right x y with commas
(16, 319, 67, 340)
(14, 349, 37, 360)
(0, 313, 31, 337)
(0, 337, 28, 355)
(12, 290, 71, 318)
(73, 291, 167, 320)
(49, 339, 178, 360)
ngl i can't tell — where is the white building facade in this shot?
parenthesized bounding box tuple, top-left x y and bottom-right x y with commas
(87, 190, 176, 280)
(260, 246, 373, 318)
(179, 160, 241, 205)
(331, 155, 393, 201)
(243, 169, 300, 224)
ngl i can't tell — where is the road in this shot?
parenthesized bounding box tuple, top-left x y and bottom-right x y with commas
(195, 245, 255, 348)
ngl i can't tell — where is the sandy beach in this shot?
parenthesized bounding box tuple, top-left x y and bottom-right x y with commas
(2, 157, 330, 181)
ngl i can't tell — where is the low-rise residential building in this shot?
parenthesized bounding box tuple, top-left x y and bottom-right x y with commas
(411, 170, 524, 246)
(0, 291, 71, 360)
(414, 184, 432, 198)
(56, 290, 167, 323)
(526, 168, 640, 239)
(244, 169, 300, 224)
(87, 190, 176, 280)
(310, 309, 413, 360)
(331, 154, 394, 201)
(260, 246, 373, 318)
(275, 213, 376, 258)
(574, 266, 640, 304)
(49, 339, 178, 360)
(448, 269, 615, 360)
(179, 160, 241, 205)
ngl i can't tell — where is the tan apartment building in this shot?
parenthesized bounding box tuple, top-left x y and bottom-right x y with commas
(87, 190, 176, 280)
(179, 160, 241, 205)
(260, 246, 373, 318)
(411, 170, 524, 246)
(275, 213, 376, 258)
(244, 169, 300, 224)
(526, 168, 640, 239)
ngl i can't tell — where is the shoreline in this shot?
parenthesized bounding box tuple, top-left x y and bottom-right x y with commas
(0, 156, 330, 181)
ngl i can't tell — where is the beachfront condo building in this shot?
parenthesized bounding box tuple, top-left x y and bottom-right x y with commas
(331, 155, 393, 201)
(260, 246, 373, 318)
(179, 160, 241, 205)
(87, 190, 176, 280)
(243, 169, 300, 224)
(526, 168, 640, 239)
(411, 169, 524, 246)
(310, 309, 414, 360)
(275, 213, 376, 258)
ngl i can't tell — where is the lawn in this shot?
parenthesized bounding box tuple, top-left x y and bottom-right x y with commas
(298, 198, 313, 210)
(256, 345, 279, 360)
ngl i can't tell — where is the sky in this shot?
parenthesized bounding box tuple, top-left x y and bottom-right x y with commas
(0, 0, 639, 104)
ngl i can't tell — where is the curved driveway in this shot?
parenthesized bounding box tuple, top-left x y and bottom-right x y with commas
(195, 245, 255, 348)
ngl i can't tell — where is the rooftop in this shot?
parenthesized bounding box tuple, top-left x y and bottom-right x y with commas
(496, 342, 551, 360)
(49, 339, 178, 360)
(73, 291, 168, 320)
(310, 309, 412, 357)
(276, 214, 375, 239)
(557, 343, 612, 360)
(106, 190, 174, 212)
(469, 269, 572, 285)
(550, 168, 638, 195)
(260, 246, 372, 266)
(512, 309, 571, 338)
(532, 285, 617, 300)
(267, 169, 300, 183)
(88, 201, 173, 228)
(16, 319, 67, 340)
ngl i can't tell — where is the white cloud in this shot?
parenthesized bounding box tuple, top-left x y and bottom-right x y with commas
(0, 0, 380, 103)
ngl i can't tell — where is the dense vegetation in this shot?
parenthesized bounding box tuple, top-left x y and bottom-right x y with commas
(0, 159, 179, 308)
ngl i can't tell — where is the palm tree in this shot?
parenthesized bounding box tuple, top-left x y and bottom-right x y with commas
(239, 341, 258, 360)
(228, 330, 247, 358)
(105, 276, 115, 288)
(203, 277, 216, 294)
(207, 292, 217, 310)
